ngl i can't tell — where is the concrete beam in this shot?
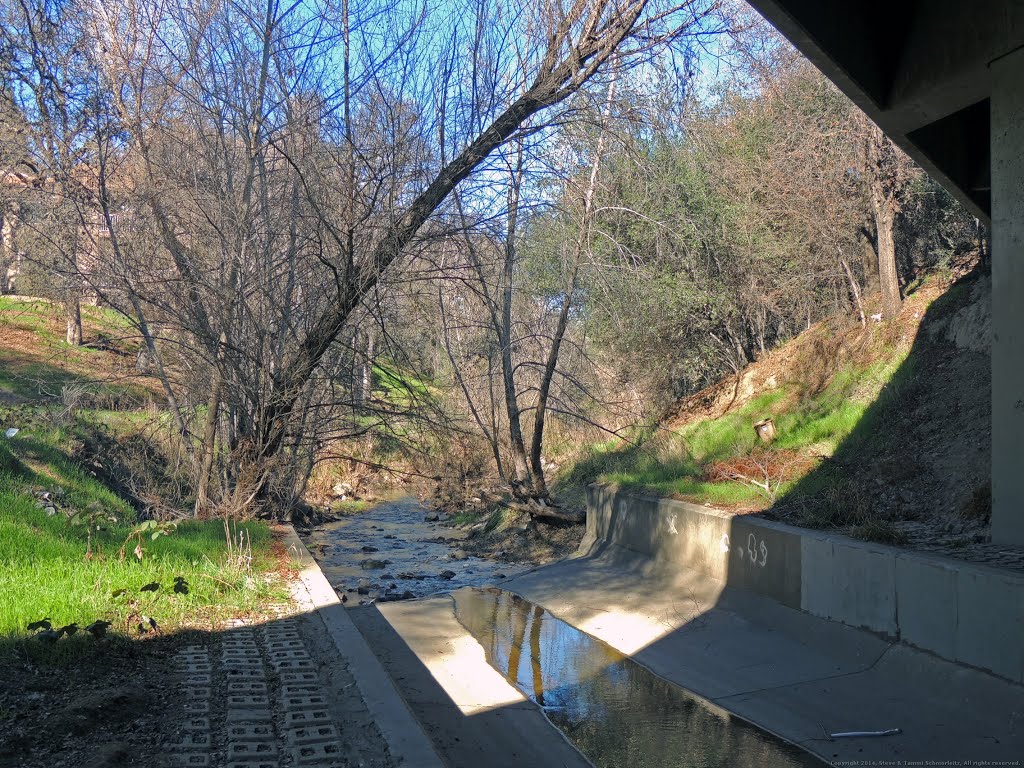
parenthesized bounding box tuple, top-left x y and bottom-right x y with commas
(991, 46, 1024, 546)
(745, 0, 1024, 222)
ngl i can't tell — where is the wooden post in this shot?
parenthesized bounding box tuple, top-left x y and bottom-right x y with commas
(754, 418, 776, 444)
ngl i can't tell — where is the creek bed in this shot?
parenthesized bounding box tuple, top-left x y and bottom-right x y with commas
(303, 496, 532, 604)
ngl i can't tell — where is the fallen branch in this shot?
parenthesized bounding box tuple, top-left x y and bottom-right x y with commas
(486, 493, 586, 524)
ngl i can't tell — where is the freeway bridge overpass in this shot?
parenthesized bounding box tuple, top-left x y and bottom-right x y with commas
(745, 0, 1024, 545)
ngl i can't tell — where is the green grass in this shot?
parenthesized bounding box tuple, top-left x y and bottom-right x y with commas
(557, 350, 910, 507)
(0, 295, 132, 334)
(0, 424, 280, 648)
(328, 498, 371, 515)
(373, 360, 433, 408)
(0, 295, 154, 405)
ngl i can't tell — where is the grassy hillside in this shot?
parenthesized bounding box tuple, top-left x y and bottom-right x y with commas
(0, 297, 283, 651)
(556, 271, 991, 545)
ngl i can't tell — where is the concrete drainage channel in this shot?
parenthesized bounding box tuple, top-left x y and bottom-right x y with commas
(292, 514, 826, 767)
(285, 489, 1024, 766)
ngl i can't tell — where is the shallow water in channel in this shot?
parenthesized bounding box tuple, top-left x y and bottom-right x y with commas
(452, 587, 824, 768)
(304, 497, 532, 603)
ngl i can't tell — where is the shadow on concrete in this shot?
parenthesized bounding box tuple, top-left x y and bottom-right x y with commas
(498, 536, 1024, 767)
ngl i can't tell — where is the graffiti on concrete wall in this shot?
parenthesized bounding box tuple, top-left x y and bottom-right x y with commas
(719, 533, 768, 568)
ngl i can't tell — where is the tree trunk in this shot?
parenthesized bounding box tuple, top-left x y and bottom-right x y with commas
(1, 203, 18, 294)
(362, 331, 374, 405)
(858, 223, 880, 294)
(863, 121, 905, 320)
(500, 329, 533, 492)
(498, 146, 533, 496)
(872, 199, 901, 319)
(528, 60, 618, 499)
(195, 334, 227, 515)
(527, 263, 577, 498)
(65, 297, 82, 346)
(840, 257, 866, 326)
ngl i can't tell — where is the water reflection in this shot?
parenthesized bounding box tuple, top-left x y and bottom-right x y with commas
(452, 588, 822, 768)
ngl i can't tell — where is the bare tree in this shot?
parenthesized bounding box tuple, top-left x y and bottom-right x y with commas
(860, 117, 917, 319)
(77, 0, 719, 514)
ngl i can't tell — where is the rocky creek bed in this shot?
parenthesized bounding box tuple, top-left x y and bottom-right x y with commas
(299, 496, 541, 605)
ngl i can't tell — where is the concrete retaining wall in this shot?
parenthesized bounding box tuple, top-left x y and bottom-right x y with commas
(586, 484, 1024, 684)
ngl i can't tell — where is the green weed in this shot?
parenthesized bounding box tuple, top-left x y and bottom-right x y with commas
(0, 429, 279, 646)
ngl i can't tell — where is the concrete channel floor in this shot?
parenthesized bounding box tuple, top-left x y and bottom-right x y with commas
(499, 543, 1024, 765)
(351, 600, 593, 768)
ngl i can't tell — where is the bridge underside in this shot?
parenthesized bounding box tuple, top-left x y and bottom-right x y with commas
(746, 0, 1024, 544)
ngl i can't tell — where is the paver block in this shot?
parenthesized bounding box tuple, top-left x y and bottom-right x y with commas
(285, 724, 339, 745)
(183, 701, 210, 715)
(166, 732, 212, 750)
(270, 659, 315, 672)
(228, 694, 269, 708)
(225, 669, 264, 680)
(227, 724, 275, 742)
(183, 673, 211, 685)
(263, 630, 301, 641)
(279, 672, 318, 684)
(225, 712, 272, 724)
(222, 649, 261, 661)
(282, 694, 327, 710)
(184, 686, 211, 700)
(222, 658, 264, 670)
(226, 708, 272, 724)
(283, 709, 332, 728)
(227, 681, 268, 694)
(221, 644, 259, 654)
(167, 754, 211, 767)
(181, 717, 211, 732)
(266, 639, 306, 652)
(281, 684, 319, 697)
(291, 742, 343, 765)
(227, 742, 278, 761)
(226, 762, 276, 768)
(223, 633, 257, 642)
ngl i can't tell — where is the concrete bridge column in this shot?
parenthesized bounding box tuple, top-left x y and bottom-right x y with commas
(991, 47, 1024, 546)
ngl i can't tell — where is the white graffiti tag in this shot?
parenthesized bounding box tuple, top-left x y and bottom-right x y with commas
(746, 532, 768, 567)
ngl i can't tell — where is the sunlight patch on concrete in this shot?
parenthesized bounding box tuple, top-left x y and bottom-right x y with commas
(377, 598, 525, 716)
